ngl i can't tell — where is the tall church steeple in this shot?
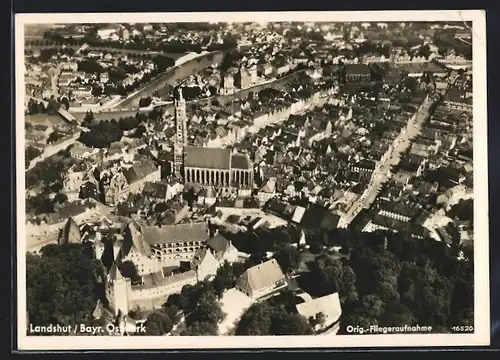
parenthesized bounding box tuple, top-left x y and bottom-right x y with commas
(173, 87, 187, 179)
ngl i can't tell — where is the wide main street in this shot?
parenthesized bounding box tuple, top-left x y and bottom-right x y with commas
(338, 95, 435, 228)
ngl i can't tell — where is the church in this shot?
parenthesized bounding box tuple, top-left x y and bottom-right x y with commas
(172, 88, 254, 192)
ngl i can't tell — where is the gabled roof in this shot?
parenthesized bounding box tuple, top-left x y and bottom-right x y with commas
(231, 153, 251, 170)
(143, 181, 168, 199)
(345, 63, 371, 75)
(206, 233, 230, 253)
(141, 222, 209, 245)
(297, 203, 340, 230)
(123, 160, 158, 184)
(296, 292, 342, 326)
(240, 259, 286, 292)
(184, 146, 232, 169)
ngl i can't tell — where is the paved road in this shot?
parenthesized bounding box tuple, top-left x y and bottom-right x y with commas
(338, 96, 435, 228)
(26, 132, 80, 171)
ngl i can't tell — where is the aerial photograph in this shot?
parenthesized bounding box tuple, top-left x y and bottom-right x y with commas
(21, 19, 475, 338)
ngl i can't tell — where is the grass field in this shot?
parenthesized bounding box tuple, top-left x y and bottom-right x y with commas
(25, 114, 67, 126)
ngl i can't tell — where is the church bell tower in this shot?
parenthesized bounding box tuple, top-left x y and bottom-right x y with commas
(173, 88, 187, 179)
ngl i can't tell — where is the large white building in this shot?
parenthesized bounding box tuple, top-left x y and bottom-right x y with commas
(105, 221, 239, 316)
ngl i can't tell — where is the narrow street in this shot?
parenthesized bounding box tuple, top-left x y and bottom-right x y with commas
(338, 96, 435, 228)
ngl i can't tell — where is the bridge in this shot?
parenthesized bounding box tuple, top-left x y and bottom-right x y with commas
(28, 96, 78, 124)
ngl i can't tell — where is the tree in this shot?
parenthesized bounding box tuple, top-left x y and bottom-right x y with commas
(274, 246, 302, 273)
(46, 98, 60, 115)
(26, 243, 104, 331)
(236, 302, 313, 335)
(47, 131, 64, 144)
(84, 110, 95, 123)
(25, 146, 42, 167)
(118, 116, 140, 131)
(53, 192, 68, 204)
(309, 312, 326, 329)
(134, 125, 146, 139)
(152, 55, 175, 73)
(78, 59, 104, 73)
(138, 97, 152, 108)
(60, 97, 70, 110)
(309, 243, 323, 254)
(118, 260, 140, 283)
(145, 310, 173, 335)
(186, 292, 225, 326)
(235, 302, 275, 335)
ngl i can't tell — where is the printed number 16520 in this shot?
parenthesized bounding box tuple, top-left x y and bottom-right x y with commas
(451, 325, 474, 333)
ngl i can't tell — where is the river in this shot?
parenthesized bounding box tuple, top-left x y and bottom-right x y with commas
(112, 51, 224, 109)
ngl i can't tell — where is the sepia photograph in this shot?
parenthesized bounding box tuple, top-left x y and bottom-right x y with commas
(15, 10, 489, 350)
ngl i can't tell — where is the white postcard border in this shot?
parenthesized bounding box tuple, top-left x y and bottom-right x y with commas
(15, 10, 489, 350)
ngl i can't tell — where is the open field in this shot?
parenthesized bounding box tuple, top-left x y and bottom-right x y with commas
(25, 114, 67, 126)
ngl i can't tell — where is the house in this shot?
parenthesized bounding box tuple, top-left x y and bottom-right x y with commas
(57, 217, 82, 245)
(63, 163, 88, 201)
(258, 177, 277, 205)
(443, 88, 473, 112)
(106, 264, 197, 317)
(236, 258, 287, 299)
(123, 160, 161, 194)
(191, 248, 220, 281)
(97, 28, 116, 39)
(80, 180, 99, 201)
(291, 203, 340, 230)
(70, 144, 98, 160)
(61, 62, 78, 72)
(72, 86, 93, 98)
(197, 186, 217, 207)
(112, 221, 209, 280)
(143, 182, 169, 202)
(100, 72, 110, 84)
(295, 292, 342, 332)
(345, 64, 371, 84)
(350, 159, 376, 175)
(205, 233, 238, 263)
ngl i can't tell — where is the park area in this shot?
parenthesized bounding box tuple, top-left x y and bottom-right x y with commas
(217, 288, 254, 335)
(25, 114, 67, 126)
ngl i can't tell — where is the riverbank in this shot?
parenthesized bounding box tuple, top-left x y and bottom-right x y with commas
(112, 51, 224, 109)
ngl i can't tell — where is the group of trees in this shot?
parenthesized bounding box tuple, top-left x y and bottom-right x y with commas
(27, 243, 105, 332)
(77, 59, 105, 74)
(26, 149, 75, 189)
(143, 279, 226, 336)
(118, 260, 141, 284)
(26, 99, 47, 115)
(152, 54, 176, 73)
(142, 248, 299, 336)
(25, 145, 42, 168)
(283, 27, 325, 43)
(355, 40, 393, 58)
(300, 228, 474, 333)
(79, 120, 123, 148)
(235, 301, 313, 335)
(138, 97, 153, 108)
(47, 131, 65, 144)
(433, 31, 472, 59)
(447, 198, 473, 222)
(79, 111, 148, 148)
